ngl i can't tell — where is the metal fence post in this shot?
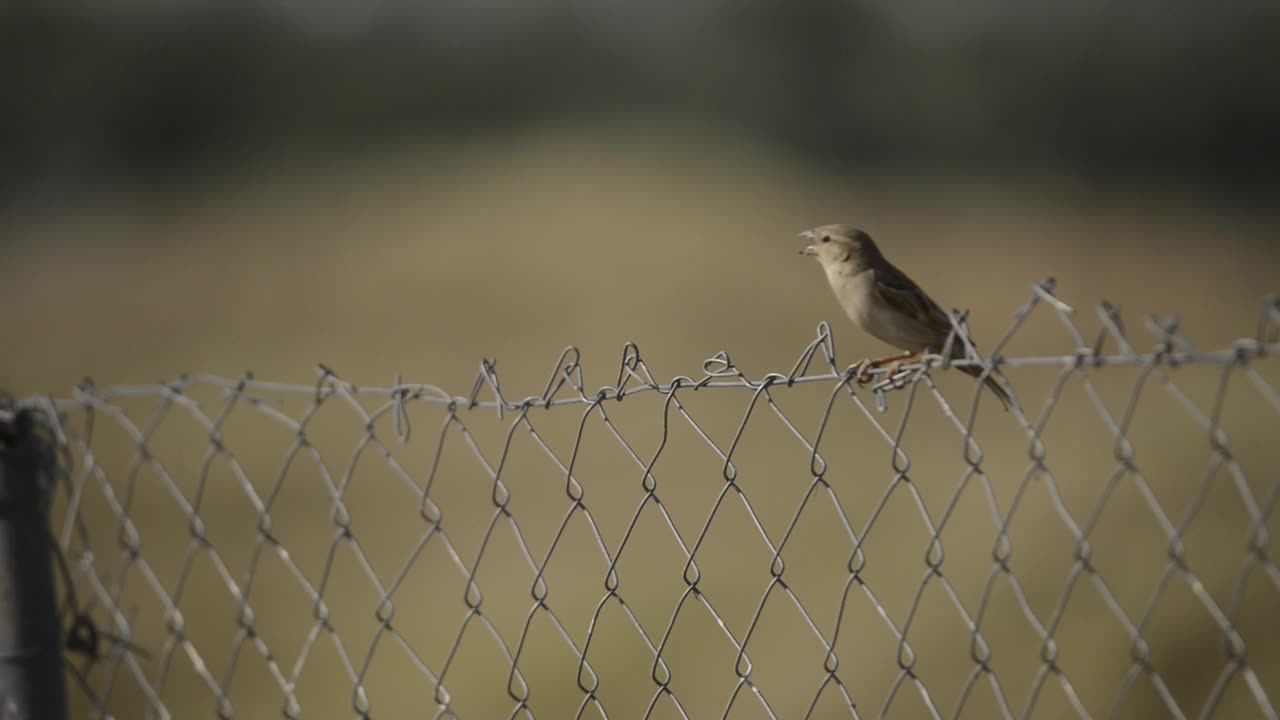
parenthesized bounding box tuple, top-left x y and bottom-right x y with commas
(0, 405, 68, 720)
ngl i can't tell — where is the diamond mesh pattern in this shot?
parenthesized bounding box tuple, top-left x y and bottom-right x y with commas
(20, 283, 1280, 719)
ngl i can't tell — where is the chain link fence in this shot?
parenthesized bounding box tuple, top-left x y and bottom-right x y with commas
(5, 281, 1280, 719)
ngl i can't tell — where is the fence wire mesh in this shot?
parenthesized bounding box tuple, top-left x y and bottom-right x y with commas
(17, 282, 1280, 720)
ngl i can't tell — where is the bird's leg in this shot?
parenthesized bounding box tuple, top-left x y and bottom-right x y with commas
(854, 351, 916, 384)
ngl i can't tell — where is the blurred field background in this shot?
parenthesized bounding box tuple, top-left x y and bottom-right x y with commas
(2, 1, 1279, 718)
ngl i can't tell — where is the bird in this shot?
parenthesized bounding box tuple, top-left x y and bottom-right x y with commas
(798, 224, 1013, 410)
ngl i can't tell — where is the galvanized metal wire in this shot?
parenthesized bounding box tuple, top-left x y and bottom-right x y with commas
(18, 280, 1280, 719)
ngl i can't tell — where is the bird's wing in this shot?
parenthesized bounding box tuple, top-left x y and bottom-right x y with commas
(873, 263, 958, 343)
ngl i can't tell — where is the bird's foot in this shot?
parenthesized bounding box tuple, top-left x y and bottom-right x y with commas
(854, 358, 876, 384)
(883, 359, 907, 386)
(853, 352, 916, 386)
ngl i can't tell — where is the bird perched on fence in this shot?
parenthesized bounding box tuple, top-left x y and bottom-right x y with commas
(798, 224, 1013, 410)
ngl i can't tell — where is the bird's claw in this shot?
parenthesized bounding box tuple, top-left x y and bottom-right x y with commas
(854, 358, 875, 384)
(883, 360, 907, 387)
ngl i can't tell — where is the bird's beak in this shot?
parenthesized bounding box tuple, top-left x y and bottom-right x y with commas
(798, 230, 817, 256)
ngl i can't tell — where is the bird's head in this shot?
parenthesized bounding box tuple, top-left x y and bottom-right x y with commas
(798, 224, 880, 273)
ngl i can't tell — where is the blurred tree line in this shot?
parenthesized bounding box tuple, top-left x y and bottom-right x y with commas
(2, 0, 1278, 200)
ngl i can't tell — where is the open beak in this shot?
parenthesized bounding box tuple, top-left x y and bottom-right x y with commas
(798, 230, 817, 255)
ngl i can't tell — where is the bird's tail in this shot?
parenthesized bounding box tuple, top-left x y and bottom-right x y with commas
(957, 365, 1014, 411)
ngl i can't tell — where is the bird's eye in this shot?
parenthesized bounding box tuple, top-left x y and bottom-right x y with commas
(821, 235, 830, 243)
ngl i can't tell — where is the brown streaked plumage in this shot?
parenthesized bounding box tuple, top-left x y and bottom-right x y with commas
(799, 224, 1013, 410)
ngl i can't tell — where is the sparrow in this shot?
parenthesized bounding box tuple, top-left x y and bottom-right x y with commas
(799, 224, 1013, 410)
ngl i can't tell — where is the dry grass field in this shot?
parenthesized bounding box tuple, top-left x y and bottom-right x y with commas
(3, 127, 1278, 718)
